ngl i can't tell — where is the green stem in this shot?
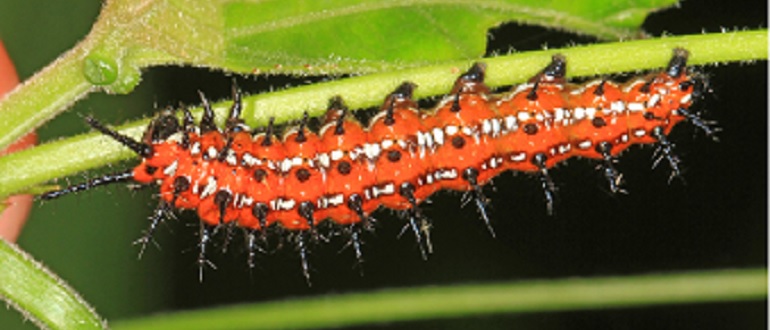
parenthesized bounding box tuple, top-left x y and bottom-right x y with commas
(0, 30, 765, 199)
(244, 30, 769, 128)
(0, 50, 94, 153)
(112, 268, 767, 330)
(0, 239, 105, 330)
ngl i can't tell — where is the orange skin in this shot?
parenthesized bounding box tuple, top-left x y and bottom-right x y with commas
(316, 119, 376, 225)
(123, 53, 696, 232)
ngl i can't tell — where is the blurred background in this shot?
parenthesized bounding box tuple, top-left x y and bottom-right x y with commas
(0, 0, 765, 329)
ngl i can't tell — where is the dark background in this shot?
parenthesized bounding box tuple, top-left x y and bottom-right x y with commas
(0, 0, 765, 329)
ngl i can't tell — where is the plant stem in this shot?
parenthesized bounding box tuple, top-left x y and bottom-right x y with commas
(0, 51, 94, 153)
(112, 268, 767, 330)
(0, 239, 105, 330)
(0, 30, 766, 199)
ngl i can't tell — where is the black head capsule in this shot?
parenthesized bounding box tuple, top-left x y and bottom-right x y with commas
(146, 111, 181, 143)
(198, 91, 218, 133)
(666, 48, 690, 78)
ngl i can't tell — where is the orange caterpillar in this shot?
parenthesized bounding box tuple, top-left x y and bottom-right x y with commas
(42, 48, 710, 280)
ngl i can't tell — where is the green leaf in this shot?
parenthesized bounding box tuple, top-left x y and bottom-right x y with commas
(112, 268, 766, 330)
(222, 0, 677, 73)
(0, 0, 677, 152)
(0, 240, 105, 330)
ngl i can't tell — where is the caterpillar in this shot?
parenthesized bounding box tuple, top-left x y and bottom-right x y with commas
(42, 48, 711, 281)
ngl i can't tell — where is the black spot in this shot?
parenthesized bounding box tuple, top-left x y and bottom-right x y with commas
(299, 201, 315, 225)
(523, 123, 539, 135)
(640, 80, 653, 93)
(462, 167, 479, 182)
(296, 168, 311, 182)
(592, 117, 607, 128)
(595, 142, 612, 155)
(253, 203, 269, 223)
(387, 150, 402, 162)
(145, 166, 158, 175)
(337, 161, 352, 175)
(150, 114, 181, 141)
(679, 80, 694, 91)
(254, 169, 267, 182)
(451, 136, 466, 149)
(531, 152, 548, 168)
(214, 190, 232, 206)
(643, 112, 656, 120)
(399, 182, 416, 201)
(173, 176, 190, 193)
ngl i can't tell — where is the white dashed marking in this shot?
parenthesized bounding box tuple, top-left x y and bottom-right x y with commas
(627, 102, 645, 112)
(510, 152, 526, 162)
(163, 160, 178, 176)
(578, 140, 592, 149)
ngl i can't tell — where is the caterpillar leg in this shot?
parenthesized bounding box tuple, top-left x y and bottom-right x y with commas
(296, 230, 313, 286)
(245, 228, 266, 269)
(134, 200, 171, 258)
(341, 222, 369, 275)
(677, 107, 720, 140)
(197, 222, 216, 282)
(345, 194, 375, 267)
(651, 126, 684, 183)
(398, 182, 432, 259)
(595, 142, 627, 194)
(532, 153, 557, 215)
(462, 168, 495, 237)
